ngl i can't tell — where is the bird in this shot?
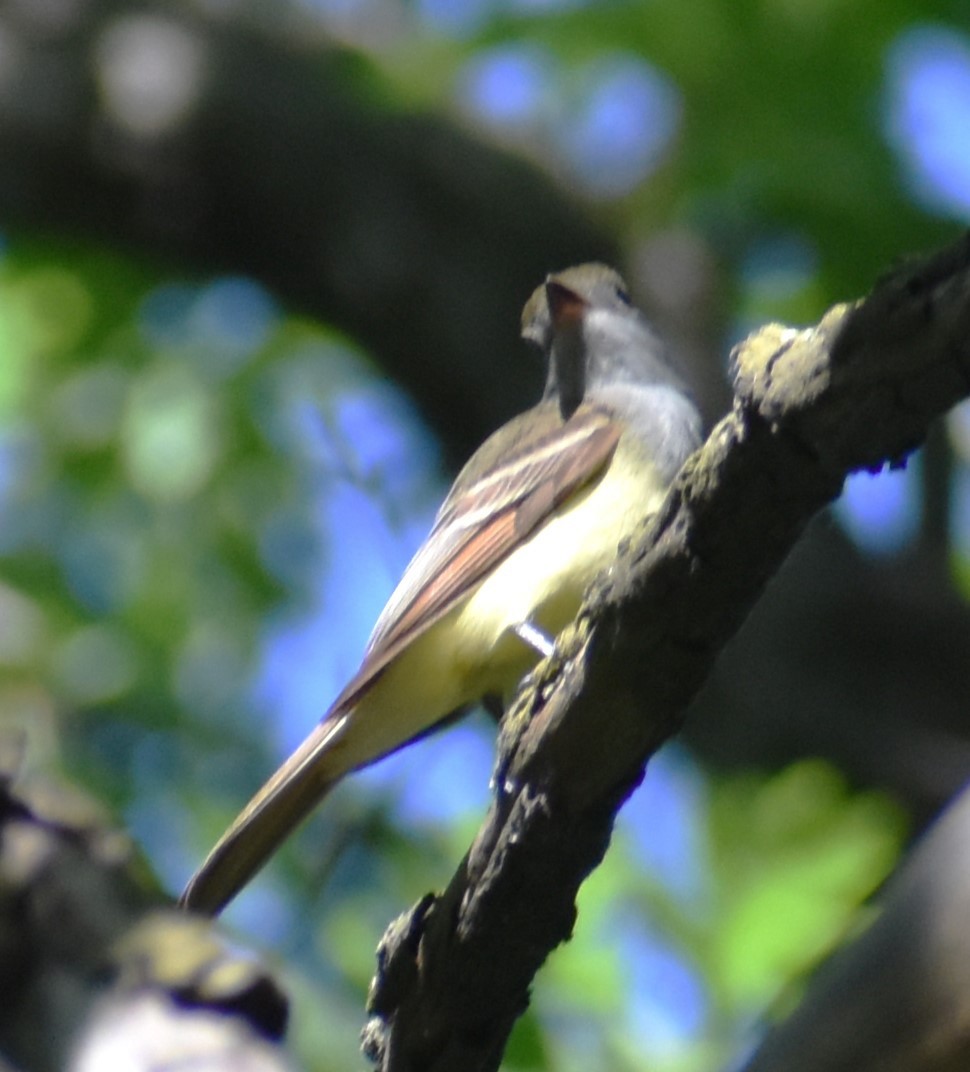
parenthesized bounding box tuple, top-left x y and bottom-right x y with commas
(180, 263, 703, 915)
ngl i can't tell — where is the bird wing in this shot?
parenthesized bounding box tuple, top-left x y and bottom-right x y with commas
(179, 402, 621, 916)
(327, 402, 621, 714)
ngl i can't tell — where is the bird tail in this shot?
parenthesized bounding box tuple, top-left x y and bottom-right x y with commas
(179, 714, 351, 916)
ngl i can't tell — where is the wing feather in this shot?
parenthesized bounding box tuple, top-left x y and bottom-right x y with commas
(327, 403, 620, 715)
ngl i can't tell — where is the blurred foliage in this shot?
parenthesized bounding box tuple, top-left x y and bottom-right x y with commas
(375, 0, 959, 312)
(0, 235, 442, 860)
(528, 755, 904, 1072)
(5, 0, 968, 1066)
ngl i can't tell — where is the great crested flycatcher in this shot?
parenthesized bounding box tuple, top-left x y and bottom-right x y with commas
(180, 264, 702, 915)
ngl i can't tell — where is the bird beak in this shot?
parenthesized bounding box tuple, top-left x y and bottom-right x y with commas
(544, 279, 589, 420)
(545, 279, 588, 331)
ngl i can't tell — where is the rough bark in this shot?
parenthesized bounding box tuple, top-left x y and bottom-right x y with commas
(363, 233, 970, 1071)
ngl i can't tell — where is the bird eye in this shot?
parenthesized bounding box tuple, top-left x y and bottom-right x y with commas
(614, 284, 632, 305)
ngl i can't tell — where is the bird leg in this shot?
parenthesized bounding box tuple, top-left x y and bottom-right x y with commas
(481, 620, 556, 724)
(511, 620, 556, 659)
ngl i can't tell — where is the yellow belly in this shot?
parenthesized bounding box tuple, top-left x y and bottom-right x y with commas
(332, 438, 665, 772)
(452, 440, 665, 695)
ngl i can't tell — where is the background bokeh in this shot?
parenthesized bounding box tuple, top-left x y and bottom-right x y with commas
(1, 0, 969, 1068)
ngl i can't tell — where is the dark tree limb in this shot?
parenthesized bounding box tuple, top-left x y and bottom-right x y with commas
(364, 233, 970, 1071)
(0, 749, 289, 1072)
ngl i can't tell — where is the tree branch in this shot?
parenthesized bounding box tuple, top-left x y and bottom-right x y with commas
(0, 751, 288, 1072)
(363, 233, 970, 1071)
